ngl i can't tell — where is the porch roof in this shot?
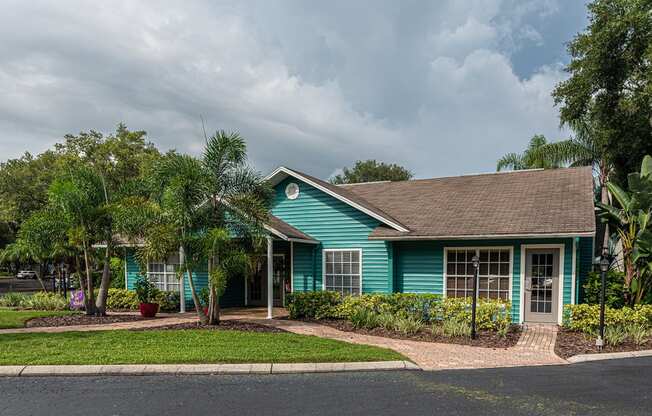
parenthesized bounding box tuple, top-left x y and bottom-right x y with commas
(265, 214, 319, 244)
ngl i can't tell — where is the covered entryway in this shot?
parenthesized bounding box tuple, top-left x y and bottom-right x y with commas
(247, 214, 318, 318)
(523, 248, 561, 324)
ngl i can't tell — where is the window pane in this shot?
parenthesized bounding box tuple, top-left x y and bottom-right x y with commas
(499, 250, 509, 262)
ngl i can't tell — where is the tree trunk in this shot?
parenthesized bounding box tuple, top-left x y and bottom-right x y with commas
(186, 264, 207, 324)
(600, 169, 610, 253)
(82, 241, 95, 316)
(208, 285, 220, 325)
(35, 262, 47, 292)
(95, 243, 112, 316)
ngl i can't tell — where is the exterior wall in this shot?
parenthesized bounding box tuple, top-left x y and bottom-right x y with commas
(272, 177, 391, 294)
(393, 238, 576, 323)
(577, 236, 595, 303)
(124, 249, 244, 309)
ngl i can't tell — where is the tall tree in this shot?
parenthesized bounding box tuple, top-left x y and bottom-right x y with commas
(553, 0, 652, 184)
(330, 160, 413, 184)
(48, 165, 106, 315)
(55, 124, 161, 315)
(0, 151, 61, 237)
(496, 135, 560, 171)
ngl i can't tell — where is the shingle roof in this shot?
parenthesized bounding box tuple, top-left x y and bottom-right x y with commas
(338, 167, 596, 239)
(266, 214, 318, 243)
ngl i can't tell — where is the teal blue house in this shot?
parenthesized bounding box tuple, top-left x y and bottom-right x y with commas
(125, 165, 596, 324)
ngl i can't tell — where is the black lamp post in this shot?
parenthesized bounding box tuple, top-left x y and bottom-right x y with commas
(596, 253, 611, 350)
(471, 254, 480, 340)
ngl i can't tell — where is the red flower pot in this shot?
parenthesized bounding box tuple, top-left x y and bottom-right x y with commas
(139, 302, 159, 318)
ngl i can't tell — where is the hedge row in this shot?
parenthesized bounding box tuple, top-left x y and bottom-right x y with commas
(563, 304, 652, 334)
(286, 291, 512, 331)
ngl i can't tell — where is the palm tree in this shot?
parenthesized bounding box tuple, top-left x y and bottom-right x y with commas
(202, 131, 271, 324)
(48, 166, 106, 315)
(528, 121, 613, 249)
(496, 135, 559, 171)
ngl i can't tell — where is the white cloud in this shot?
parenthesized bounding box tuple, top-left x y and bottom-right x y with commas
(0, 0, 577, 178)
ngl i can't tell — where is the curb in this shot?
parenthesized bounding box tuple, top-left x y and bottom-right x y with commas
(0, 361, 420, 377)
(567, 349, 652, 364)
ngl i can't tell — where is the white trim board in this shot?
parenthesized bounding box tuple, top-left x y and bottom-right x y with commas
(370, 232, 595, 241)
(265, 166, 409, 232)
(519, 244, 567, 325)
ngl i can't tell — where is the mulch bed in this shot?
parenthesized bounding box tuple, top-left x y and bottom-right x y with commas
(310, 319, 521, 348)
(25, 314, 153, 328)
(129, 320, 287, 333)
(555, 328, 652, 359)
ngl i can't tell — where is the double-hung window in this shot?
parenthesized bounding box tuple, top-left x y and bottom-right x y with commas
(323, 249, 361, 296)
(446, 248, 510, 300)
(147, 253, 181, 292)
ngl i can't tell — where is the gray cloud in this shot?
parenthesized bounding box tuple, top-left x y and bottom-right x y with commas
(0, 0, 585, 179)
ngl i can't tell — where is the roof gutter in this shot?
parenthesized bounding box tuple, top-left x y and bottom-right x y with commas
(368, 231, 596, 241)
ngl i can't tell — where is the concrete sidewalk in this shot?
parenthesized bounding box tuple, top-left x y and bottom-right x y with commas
(0, 361, 419, 377)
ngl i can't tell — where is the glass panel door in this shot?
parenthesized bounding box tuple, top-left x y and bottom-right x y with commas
(524, 249, 559, 323)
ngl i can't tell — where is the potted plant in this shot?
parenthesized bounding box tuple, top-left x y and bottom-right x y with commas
(134, 275, 160, 318)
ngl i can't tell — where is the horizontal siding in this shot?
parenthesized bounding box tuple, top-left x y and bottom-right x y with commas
(395, 242, 441, 294)
(125, 249, 244, 309)
(577, 236, 594, 303)
(272, 177, 390, 294)
(393, 238, 575, 323)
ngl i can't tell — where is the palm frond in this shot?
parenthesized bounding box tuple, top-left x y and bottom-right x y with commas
(496, 153, 525, 171)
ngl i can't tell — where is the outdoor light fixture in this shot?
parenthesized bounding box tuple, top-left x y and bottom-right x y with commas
(596, 253, 611, 350)
(471, 255, 480, 340)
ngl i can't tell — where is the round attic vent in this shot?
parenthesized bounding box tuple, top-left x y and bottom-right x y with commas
(285, 182, 300, 200)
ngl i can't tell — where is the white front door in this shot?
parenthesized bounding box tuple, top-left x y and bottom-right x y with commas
(524, 249, 560, 324)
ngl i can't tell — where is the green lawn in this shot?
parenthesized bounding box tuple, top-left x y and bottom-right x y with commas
(0, 309, 77, 329)
(0, 329, 404, 365)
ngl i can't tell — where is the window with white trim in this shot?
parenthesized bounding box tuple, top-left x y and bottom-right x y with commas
(147, 253, 181, 292)
(446, 248, 510, 300)
(324, 249, 361, 296)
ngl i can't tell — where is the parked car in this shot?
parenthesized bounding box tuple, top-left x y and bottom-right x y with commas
(16, 270, 37, 280)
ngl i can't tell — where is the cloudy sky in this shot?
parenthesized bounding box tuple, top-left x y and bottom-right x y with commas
(0, 0, 588, 179)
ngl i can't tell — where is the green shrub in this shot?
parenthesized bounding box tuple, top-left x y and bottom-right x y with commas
(155, 291, 180, 312)
(394, 316, 424, 335)
(582, 270, 625, 308)
(24, 292, 69, 311)
(563, 304, 652, 334)
(106, 288, 179, 311)
(106, 288, 139, 310)
(625, 324, 651, 346)
(377, 313, 397, 331)
(134, 276, 159, 303)
(441, 319, 471, 338)
(604, 325, 627, 347)
(0, 292, 29, 307)
(285, 291, 341, 320)
(349, 307, 381, 329)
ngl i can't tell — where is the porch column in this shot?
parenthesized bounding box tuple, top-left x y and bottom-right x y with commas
(267, 236, 273, 319)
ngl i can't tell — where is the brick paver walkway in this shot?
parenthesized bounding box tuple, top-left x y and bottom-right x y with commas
(248, 318, 567, 371)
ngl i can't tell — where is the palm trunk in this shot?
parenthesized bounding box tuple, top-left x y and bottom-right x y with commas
(82, 240, 95, 315)
(207, 257, 220, 325)
(186, 264, 208, 324)
(600, 167, 610, 252)
(35, 262, 47, 292)
(95, 243, 112, 316)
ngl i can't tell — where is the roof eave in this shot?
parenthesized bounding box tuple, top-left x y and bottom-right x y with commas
(369, 231, 596, 241)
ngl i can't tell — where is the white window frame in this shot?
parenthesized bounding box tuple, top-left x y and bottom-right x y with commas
(443, 246, 514, 300)
(146, 255, 181, 292)
(322, 248, 363, 296)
